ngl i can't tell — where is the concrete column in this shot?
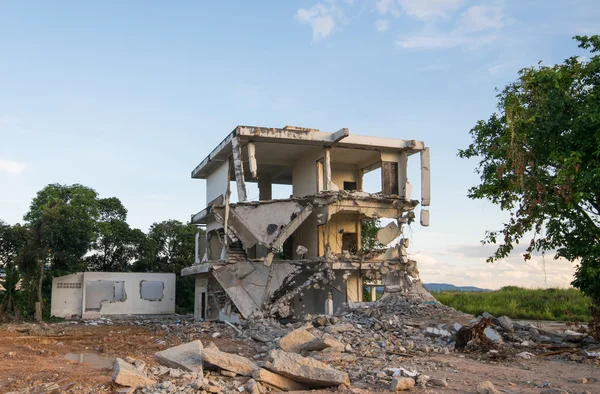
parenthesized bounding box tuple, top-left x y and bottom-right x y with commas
(258, 173, 272, 200)
(325, 292, 334, 316)
(420, 147, 431, 206)
(195, 232, 200, 264)
(248, 142, 257, 179)
(231, 137, 247, 201)
(324, 148, 332, 190)
(398, 151, 408, 199)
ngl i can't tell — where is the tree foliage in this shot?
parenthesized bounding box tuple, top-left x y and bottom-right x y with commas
(459, 35, 600, 336)
(24, 183, 100, 274)
(361, 219, 385, 252)
(1, 183, 201, 320)
(132, 220, 200, 311)
(86, 198, 143, 272)
(0, 221, 26, 315)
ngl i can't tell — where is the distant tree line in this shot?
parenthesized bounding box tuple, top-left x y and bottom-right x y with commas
(0, 183, 200, 321)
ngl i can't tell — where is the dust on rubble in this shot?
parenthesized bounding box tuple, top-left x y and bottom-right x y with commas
(0, 296, 598, 394)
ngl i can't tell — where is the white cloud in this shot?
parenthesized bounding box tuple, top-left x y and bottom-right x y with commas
(375, 19, 390, 32)
(457, 4, 510, 33)
(376, 0, 401, 17)
(414, 242, 576, 289)
(397, 0, 468, 20)
(296, 3, 342, 41)
(0, 115, 19, 125)
(393, 1, 511, 50)
(397, 31, 497, 50)
(0, 159, 27, 175)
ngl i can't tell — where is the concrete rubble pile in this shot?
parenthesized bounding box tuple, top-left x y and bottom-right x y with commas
(108, 294, 599, 393)
(111, 337, 350, 394)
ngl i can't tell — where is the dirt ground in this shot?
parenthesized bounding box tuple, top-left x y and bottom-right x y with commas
(0, 319, 598, 394)
(0, 320, 257, 393)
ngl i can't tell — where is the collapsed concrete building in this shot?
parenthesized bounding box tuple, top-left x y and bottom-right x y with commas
(182, 126, 431, 322)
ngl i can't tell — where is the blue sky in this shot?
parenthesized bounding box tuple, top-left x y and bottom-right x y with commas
(1, 0, 598, 288)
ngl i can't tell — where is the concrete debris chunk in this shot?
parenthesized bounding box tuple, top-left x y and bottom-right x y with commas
(265, 349, 350, 388)
(302, 334, 345, 352)
(476, 380, 500, 394)
(390, 377, 415, 391)
(112, 358, 157, 388)
(496, 316, 513, 332)
(426, 327, 452, 337)
(253, 368, 309, 391)
(202, 343, 257, 376)
(279, 327, 317, 353)
(244, 378, 262, 394)
(483, 327, 502, 343)
(324, 322, 356, 334)
(155, 340, 204, 373)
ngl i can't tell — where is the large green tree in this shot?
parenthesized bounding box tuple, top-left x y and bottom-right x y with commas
(0, 220, 26, 271)
(86, 197, 144, 272)
(24, 184, 100, 273)
(22, 184, 100, 318)
(0, 221, 26, 314)
(132, 220, 199, 311)
(459, 35, 600, 337)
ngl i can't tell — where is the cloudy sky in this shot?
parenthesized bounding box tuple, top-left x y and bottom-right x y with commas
(1, 0, 598, 289)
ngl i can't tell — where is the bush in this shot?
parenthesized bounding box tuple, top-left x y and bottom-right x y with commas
(435, 287, 591, 322)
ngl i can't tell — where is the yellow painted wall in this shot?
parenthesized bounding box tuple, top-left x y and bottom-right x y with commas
(318, 212, 360, 255)
(331, 163, 359, 190)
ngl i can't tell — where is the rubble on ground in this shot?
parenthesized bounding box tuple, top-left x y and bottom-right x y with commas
(15, 293, 590, 394)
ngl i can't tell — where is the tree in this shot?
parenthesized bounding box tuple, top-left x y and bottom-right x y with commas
(458, 35, 600, 338)
(132, 220, 199, 311)
(24, 184, 100, 273)
(0, 220, 26, 271)
(361, 219, 385, 252)
(0, 221, 26, 315)
(23, 184, 100, 319)
(86, 198, 143, 272)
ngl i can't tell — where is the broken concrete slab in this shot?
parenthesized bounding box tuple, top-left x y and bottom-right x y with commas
(202, 344, 257, 377)
(112, 358, 156, 388)
(253, 368, 309, 391)
(377, 221, 402, 245)
(155, 340, 204, 373)
(426, 327, 452, 337)
(301, 334, 345, 352)
(279, 328, 317, 353)
(484, 327, 502, 343)
(265, 349, 350, 388)
(324, 322, 355, 334)
(496, 316, 513, 332)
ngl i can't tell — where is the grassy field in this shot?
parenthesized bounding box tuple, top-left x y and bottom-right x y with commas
(433, 286, 592, 322)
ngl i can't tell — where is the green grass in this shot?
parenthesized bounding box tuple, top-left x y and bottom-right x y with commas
(433, 286, 592, 322)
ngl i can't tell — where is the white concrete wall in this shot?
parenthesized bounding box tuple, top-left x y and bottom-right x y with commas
(66, 272, 177, 318)
(51, 273, 84, 318)
(206, 160, 229, 204)
(292, 148, 324, 197)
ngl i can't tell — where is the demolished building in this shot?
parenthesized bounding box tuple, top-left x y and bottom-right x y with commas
(181, 125, 431, 322)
